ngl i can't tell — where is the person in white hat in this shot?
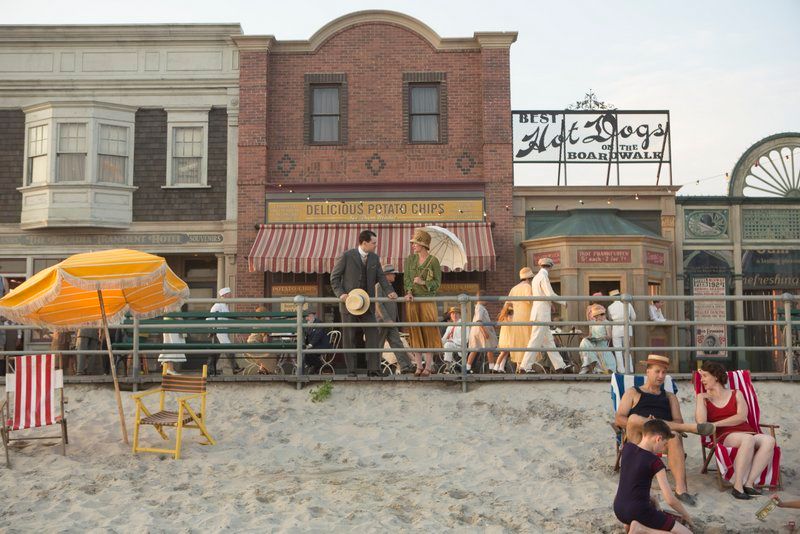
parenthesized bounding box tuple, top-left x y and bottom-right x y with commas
(607, 289, 636, 373)
(207, 286, 241, 375)
(520, 257, 571, 373)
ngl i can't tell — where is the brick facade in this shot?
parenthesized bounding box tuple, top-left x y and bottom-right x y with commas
(0, 110, 24, 223)
(236, 15, 516, 300)
(133, 107, 228, 222)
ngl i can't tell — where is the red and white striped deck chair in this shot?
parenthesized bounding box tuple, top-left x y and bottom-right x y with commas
(1, 354, 68, 468)
(692, 370, 781, 490)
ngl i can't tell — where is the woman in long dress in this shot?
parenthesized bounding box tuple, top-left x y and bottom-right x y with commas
(158, 315, 186, 375)
(502, 268, 535, 370)
(466, 291, 498, 373)
(579, 304, 615, 374)
(494, 304, 513, 373)
(404, 229, 442, 377)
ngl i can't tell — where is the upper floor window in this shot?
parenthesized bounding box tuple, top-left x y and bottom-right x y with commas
(56, 123, 87, 182)
(27, 124, 48, 185)
(165, 107, 209, 188)
(409, 85, 440, 142)
(403, 72, 447, 144)
(311, 86, 340, 143)
(98, 124, 128, 184)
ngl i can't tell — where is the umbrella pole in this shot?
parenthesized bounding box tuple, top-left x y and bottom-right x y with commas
(97, 290, 129, 444)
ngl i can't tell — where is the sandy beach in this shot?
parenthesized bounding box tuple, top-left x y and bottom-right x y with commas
(0, 380, 797, 533)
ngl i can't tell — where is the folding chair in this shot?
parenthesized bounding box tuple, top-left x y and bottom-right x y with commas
(1, 354, 68, 468)
(132, 364, 215, 459)
(320, 330, 340, 374)
(609, 372, 677, 472)
(692, 370, 782, 490)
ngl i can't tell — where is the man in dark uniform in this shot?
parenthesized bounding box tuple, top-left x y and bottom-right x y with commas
(330, 230, 397, 377)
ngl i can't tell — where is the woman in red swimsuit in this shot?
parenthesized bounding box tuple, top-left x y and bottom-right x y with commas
(695, 362, 776, 500)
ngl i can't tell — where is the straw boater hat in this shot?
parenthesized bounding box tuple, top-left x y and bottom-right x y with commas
(410, 229, 431, 249)
(519, 267, 535, 280)
(590, 304, 606, 318)
(645, 354, 670, 368)
(345, 288, 371, 315)
(447, 306, 459, 315)
(537, 257, 554, 267)
(609, 289, 621, 296)
(383, 264, 398, 274)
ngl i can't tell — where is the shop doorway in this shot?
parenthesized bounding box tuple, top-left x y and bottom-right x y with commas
(589, 280, 621, 297)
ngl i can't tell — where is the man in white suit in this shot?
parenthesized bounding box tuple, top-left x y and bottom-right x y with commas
(607, 289, 636, 372)
(520, 258, 570, 373)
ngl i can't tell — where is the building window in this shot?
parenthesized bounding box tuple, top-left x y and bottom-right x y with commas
(56, 123, 86, 182)
(311, 86, 340, 143)
(97, 124, 128, 184)
(409, 85, 440, 142)
(27, 124, 48, 185)
(172, 127, 203, 185)
(403, 72, 447, 144)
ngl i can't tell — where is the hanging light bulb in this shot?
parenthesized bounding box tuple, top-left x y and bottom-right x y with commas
(725, 173, 730, 181)
(578, 200, 584, 205)
(634, 193, 639, 200)
(606, 198, 612, 205)
(695, 180, 700, 185)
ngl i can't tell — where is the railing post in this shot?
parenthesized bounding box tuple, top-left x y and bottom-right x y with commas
(294, 296, 306, 390)
(132, 316, 140, 392)
(459, 294, 469, 393)
(783, 293, 794, 375)
(622, 293, 632, 373)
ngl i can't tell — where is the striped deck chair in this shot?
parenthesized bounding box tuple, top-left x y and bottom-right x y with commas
(1, 354, 68, 468)
(692, 370, 782, 490)
(132, 364, 215, 460)
(609, 372, 677, 472)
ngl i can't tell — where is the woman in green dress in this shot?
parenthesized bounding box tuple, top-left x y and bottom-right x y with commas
(404, 229, 442, 376)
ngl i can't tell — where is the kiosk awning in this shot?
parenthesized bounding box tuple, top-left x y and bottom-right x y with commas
(248, 222, 496, 274)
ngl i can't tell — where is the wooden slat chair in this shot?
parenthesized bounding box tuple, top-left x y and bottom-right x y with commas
(692, 370, 782, 490)
(609, 372, 677, 472)
(132, 364, 215, 459)
(1, 354, 68, 468)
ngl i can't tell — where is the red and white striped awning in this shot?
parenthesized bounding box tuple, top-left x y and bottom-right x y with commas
(248, 222, 496, 273)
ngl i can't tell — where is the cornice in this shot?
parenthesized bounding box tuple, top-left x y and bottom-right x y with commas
(0, 24, 243, 44)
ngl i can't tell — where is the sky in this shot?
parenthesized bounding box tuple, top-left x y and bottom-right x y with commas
(4, 0, 799, 195)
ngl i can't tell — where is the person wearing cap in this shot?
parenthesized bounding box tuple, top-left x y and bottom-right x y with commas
(303, 310, 330, 374)
(613, 418, 695, 533)
(578, 304, 614, 374)
(607, 289, 637, 373)
(207, 286, 241, 376)
(330, 229, 397, 377)
(404, 229, 442, 377)
(616, 354, 716, 506)
(375, 264, 414, 374)
(520, 257, 570, 373)
(495, 267, 535, 372)
(440, 307, 468, 366)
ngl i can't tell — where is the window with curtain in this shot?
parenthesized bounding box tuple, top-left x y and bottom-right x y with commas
(172, 126, 203, 184)
(27, 124, 48, 185)
(56, 123, 86, 182)
(410, 85, 439, 142)
(98, 124, 128, 184)
(311, 86, 340, 143)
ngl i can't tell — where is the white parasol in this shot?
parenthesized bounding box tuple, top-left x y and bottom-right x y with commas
(419, 225, 467, 271)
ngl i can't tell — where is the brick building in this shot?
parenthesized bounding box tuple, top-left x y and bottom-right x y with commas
(236, 11, 516, 319)
(0, 25, 242, 346)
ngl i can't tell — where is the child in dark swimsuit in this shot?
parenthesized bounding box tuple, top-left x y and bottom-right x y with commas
(614, 419, 694, 533)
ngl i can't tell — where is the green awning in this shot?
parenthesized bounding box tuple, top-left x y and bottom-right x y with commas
(528, 210, 661, 239)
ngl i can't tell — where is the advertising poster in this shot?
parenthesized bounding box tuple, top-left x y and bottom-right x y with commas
(692, 277, 727, 358)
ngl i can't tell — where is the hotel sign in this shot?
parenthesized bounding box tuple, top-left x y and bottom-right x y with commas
(266, 199, 484, 223)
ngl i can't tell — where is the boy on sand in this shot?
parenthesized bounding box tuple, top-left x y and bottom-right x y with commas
(614, 419, 694, 533)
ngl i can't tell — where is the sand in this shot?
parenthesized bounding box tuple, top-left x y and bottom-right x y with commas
(0, 380, 797, 533)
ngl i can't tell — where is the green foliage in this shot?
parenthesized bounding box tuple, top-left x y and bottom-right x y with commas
(310, 380, 333, 403)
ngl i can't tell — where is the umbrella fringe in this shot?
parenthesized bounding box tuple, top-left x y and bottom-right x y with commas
(59, 262, 170, 292)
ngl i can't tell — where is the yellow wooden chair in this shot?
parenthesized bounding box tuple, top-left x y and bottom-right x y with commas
(132, 364, 215, 459)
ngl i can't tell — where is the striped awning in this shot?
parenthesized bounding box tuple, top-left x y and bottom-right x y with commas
(248, 222, 496, 274)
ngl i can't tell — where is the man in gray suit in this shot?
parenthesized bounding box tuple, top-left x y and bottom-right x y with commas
(375, 264, 414, 374)
(330, 230, 397, 376)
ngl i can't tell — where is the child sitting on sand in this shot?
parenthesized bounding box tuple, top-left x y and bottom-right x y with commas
(613, 419, 694, 533)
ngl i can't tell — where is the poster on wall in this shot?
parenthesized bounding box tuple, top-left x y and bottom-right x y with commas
(271, 284, 317, 313)
(692, 277, 727, 358)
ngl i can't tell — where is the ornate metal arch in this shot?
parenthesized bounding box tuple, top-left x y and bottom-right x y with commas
(729, 132, 800, 197)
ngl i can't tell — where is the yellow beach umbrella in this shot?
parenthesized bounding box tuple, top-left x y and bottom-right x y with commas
(0, 249, 190, 444)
